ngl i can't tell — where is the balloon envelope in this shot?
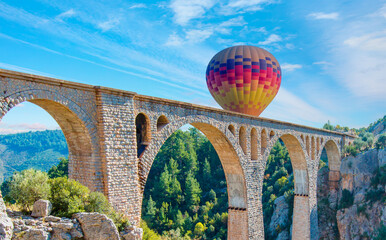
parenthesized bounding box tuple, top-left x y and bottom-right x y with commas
(206, 45, 281, 117)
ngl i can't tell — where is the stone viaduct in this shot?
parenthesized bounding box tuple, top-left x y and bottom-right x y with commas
(0, 69, 355, 239)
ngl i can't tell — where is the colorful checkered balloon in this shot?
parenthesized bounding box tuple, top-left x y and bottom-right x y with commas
(206, 45, 281, 117)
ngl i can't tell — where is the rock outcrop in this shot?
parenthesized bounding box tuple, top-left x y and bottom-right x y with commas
(0, 192, 13, 240)
(268, 195, 291, 239)
(318, 148, 385, 240)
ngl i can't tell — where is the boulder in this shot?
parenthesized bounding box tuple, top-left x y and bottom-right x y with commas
(31, 200, 52, 218)
(73, 212, 120, 240)
(121, 225, 143, 240)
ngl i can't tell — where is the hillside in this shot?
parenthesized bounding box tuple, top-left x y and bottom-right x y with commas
(0, 130, 68, 182)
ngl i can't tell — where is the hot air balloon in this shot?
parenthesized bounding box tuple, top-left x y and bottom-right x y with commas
(206, 45, 281, 117)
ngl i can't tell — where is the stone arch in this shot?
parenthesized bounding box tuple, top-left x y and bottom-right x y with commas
(262, 132, 310, 239)
(156, 115, 169, 131)
(250, 128, 258, 161)
(139, 115, 248, 239)
(0, 91, 99, 192)
(261, 128, 268, 156)
(136, 113, 151, 158)
(239, 126, 247, 155)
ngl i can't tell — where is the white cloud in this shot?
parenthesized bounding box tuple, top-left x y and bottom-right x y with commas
(165, 33, 185, 46)
(98, 18, 120, 32)
(344, 32, 386, 51)
(281, 63, 302, 72)
(169, 0, 217, 25)
(129, 3, 147, 9)
(313, 61, 332, 65)
(0, 122, 59, 135)
(308, 12, 339, 20)
(258, 34, 282, 45)
(186, 29, 214, 43)
(375, 3, 386, 18)
(220, 0, 275, 15)
(56, 9, 76, 21)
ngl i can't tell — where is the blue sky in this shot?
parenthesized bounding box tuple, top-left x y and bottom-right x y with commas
(0, 0, 385, 134)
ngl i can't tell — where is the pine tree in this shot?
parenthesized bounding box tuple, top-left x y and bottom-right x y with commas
(185, 171, 202, 210)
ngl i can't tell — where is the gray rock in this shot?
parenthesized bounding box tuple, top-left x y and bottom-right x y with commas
(73, 212, 120, 240)
(0, 193, 13, 240)
(31, 200, 52, 218)
(43, 216, 61, 222)
(13, 228, 50, 240)
(268, 196, 289, 237)
(121, 225, 143, 240)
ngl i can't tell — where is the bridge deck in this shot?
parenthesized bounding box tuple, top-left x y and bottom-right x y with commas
(0, 68, 355, 138)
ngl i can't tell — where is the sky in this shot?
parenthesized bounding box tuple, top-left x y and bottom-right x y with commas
(0, 0, 385, 134)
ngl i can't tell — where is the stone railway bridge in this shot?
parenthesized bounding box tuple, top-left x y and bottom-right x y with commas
(0, 69, 354, 240)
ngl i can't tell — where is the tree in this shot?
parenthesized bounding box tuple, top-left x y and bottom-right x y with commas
(48, 157, 68, 178)
(185, 171, 202, 209)
(323, 120, 334, 131)
(375, 134, 386, 149)
(8, 169, 50, 211)
(145, 196, 157, 221)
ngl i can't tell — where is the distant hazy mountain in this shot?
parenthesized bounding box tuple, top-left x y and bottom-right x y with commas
(0, 130, 68, 183)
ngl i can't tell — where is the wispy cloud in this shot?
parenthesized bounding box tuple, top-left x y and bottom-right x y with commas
(308, 12, 339, 20)
(258, 34, 282, 45)
(56, 9, 76, 21)
(129, 3, 147, 9)
(220, 0, 276, 15)
(169, 0, 217, 25)
(98, 18, 120, 32)
(281, 63, 302, 72)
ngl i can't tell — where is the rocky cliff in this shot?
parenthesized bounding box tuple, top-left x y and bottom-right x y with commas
(318, 149, 385, 240)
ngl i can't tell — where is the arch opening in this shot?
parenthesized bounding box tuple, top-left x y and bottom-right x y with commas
(0, 99, 95, 190)
(251, 128, 258, 160)
(239, 126, 247, 155)
(228, 124, 235, 135)
(317, 140, 341, 239)
(136, 113, 151, 158)
(262, 134, 310, 239)
(141, 122, 247, 239)
(261, 129, 267, 156)
(156, 115, 169, 131)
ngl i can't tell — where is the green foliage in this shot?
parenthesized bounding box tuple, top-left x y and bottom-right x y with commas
(375, 134, 386, 149)
(344, 145, 358, 157)
(48, 157, 68, 178)
(141, 129, 228, 239)
(49, 177, 90, 217)
(85, 191, 110, 214)
(7, 169, 50, 211)
(0, 130, 68, 181)
(374, 222, 386, 240)
(323, 120, 334, 131)
(339, 189, 354, 209)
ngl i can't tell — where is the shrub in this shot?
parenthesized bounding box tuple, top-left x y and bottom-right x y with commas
(339, 189, 354, 209)
(141, 220, 161, 240)
(344, 145, 357, 157)
(375, 134, 386, 149)
(85, 191, 111, 214)
(8, 169, 50, 211)
(49, 177, 90, 217)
